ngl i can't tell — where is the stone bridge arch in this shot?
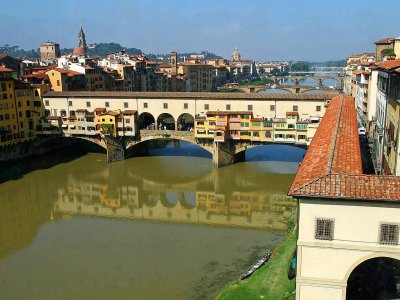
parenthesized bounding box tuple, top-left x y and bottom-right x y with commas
(256, 87, 293, 93)
(233, 142, 307, 155)
(126, 131, 214, 155)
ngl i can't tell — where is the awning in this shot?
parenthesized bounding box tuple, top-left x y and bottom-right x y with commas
(61, 124, 68, 128)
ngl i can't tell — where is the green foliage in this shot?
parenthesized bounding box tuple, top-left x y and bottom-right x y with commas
(100, 124, 114, 135)
(271, 67, 287, 76)
(219, 88, 245, 93)
(61, 43, 142, 57)
(0, 48, 39, 58)
(239, 77, 274, 86)
(291, 61, 311, 72)
(310, 60, 346, 67)
(258, 66, 265, 74)
(381, 48, 395, 57)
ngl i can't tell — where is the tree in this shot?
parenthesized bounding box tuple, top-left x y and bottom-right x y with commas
(291, 61, 311, 72)
(271, 68, 281, 76)
(381, 48, 395, 57)
(258, 66, 265, 74)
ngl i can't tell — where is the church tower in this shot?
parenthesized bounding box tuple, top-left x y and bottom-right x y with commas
(78, 26, 87, 51)
(170, 51, 178, 74)
(231, 47, 241, 62)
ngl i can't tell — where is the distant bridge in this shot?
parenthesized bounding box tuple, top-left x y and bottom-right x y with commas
(226, 85, 336, 94)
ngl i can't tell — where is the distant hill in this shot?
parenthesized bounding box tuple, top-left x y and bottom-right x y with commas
(0, 43, 142, 59)
(149, 51, 224, 62)
(0, 46, 39, 59)
(61, 42, 142, 57)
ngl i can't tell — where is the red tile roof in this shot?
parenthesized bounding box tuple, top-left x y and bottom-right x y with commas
(159, 63, 171, 68)
(375, 37, 394, 44)
(353, 70, 370, 75)
(0, 66, 13, 72)
(122, 110, 137, 115)
(289, 94, 400, 202)
(23, 73, 48, 79)
(378, 59, 400, 70)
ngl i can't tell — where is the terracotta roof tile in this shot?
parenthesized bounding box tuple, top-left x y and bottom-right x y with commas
(378, 59, 400, 70)
(0, 66, 13, 72)
(122, 110, 137, 115)
(289, 94, 400, 202)
(375, 37, 394, 44)
(43, 91, 338, 101)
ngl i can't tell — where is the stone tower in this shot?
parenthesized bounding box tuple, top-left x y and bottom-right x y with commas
(170, 51, 178, 74)
(78, 26, 87, 51)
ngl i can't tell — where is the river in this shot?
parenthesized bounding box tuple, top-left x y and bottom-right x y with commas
(0, 141, 304, 300)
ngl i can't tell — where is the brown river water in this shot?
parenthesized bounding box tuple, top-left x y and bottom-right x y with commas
(0, 141, 303, 299)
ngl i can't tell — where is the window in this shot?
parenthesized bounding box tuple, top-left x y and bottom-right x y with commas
(105, 102, 109, 107)
(248, 105, 253, 111)
(57, 80, 60, 86)
(163, 103, 168, 109)
(86, 101, 91, 108)
(270, 105, 275, 111)
(316, 105, 321, 112)
(143, 102, 148, 108)
(18, 102, 21, 108)
(315, 218, 334, 241)
(226, 104, 231, 110)
(204, 104, 209, 110)
(184, 103, 188, 109)
(379, 223, 399, 245)
(68, 101, 72, 106)
(124, 102, 128, 108)
(45, 100, 49, 106)
(61, 110, 66, 117)
(27, 100, 30, 106)
(293, 105, 298, 111)
(253, 132, 259, 137)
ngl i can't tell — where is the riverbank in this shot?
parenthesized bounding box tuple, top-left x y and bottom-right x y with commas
(216, 229, 296, 300)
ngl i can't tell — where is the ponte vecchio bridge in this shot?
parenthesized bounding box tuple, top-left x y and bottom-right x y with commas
(41, 91, 336, 167)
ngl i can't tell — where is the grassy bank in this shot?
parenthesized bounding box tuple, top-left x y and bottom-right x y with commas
(216, 229, 297, 300)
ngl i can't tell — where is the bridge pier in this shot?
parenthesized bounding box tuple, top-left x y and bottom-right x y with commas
(104, 136, 126, 163)
(212, 141, 245, 168)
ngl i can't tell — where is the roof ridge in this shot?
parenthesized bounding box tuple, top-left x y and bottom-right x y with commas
(327, 94, 344, 174)
(291, 174, 330, 193)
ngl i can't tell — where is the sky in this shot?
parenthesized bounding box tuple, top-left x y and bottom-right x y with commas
(2, 0, 400, 61)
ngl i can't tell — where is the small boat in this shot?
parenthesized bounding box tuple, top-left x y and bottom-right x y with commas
(240, 252, 272, 280)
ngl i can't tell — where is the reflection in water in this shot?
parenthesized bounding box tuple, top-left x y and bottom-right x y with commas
(0, 144, 302, 300)
(54, 155, 296, 230)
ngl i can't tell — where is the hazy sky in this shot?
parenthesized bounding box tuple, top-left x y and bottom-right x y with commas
(2, 0, 400, 61)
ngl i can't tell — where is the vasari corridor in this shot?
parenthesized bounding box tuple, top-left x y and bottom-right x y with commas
(1, 1, 400, 299)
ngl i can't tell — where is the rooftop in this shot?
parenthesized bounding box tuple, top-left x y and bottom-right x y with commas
(43, 91, 337, 101)
(0, 66, 13, 72)
(375, 37, 395, 44)
(288, 94, 400, 202)
(378, 59, 400, 70)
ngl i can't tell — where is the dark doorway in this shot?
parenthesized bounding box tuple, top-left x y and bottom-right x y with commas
(346, 257, 400, 300)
